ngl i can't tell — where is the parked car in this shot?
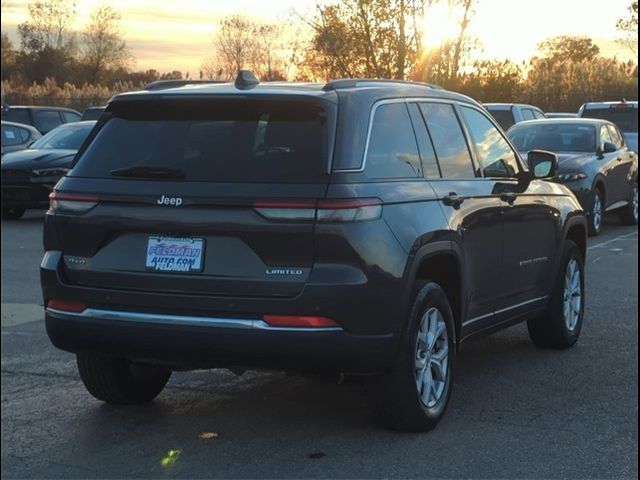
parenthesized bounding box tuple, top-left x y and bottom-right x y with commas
(546, 113, 578, 119)
(578, 100, 638, 153)
(2, 121, 41, 156)
(1, 105, 82, 134)
(80, 106, 106, 121)
(42, 72, 587, 432)
(508, 119, 638, 235)
(484, 103, 546, 131)
(1, 121, 96, 219)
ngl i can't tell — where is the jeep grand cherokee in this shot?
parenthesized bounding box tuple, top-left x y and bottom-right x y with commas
(41, 72, 587, 432)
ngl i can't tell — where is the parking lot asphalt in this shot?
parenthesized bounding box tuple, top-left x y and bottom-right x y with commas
(1, 211, 638, 479)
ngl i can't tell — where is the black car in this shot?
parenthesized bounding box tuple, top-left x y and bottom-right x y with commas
(1, 105, 82, 134)
(41, 72, 587, 432)
(1, 121, 96, 219)
(508, 119, 638, 235)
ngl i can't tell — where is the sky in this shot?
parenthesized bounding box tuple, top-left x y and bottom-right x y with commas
(0, 0, 635, 75)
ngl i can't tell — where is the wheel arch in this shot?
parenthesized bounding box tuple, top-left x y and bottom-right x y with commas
(404, 241, 465, 346)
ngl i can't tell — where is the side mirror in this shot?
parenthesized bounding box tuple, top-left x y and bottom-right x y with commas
(601, 141, 617, 154)
(527, 149, 558, 179)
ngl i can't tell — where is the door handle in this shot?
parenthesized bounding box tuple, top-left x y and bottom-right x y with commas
(500, 191, 517, 204)
(442, 192, 465, 209)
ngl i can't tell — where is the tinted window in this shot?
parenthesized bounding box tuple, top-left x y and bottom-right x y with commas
(81, 108, 105, 121)
(31, 123, 94, 150)
(62, 111, 81, 123)
(18, 127, 32, 142)
(2, 125, 22, 146)
(71, 99, 333, 183)
(521, 109, 535, 121)
(419, 103, 475, 178)
(486, 108, 515, 131)
(607, 125, 624, 149)
(365, 103, 421, 179)
(600, 125, 614, 146)
(508, 123, 596, 153)
(1, 109, 31, 126)
(581, 107, 638, 132)
(407, 103, 440, 178)
(33, 111, 63, 133)
(461, 107, 520, 178)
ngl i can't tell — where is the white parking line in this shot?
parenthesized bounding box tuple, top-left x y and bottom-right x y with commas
(587, 231, 638, 252)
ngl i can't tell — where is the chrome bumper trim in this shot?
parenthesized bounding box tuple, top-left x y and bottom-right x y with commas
(46, 307, 343, 332)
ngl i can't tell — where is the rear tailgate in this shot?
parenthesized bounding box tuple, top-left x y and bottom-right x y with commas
(49, 95, 336, 298)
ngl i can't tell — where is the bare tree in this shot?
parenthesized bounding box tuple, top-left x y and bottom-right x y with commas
(18, 0, 76, 55)
(616, 1, 638, 55)
(82, 6, 131, 84)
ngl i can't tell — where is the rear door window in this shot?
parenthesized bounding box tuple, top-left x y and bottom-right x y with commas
(533, 110, 546, 119)
(33, 110, 63, 132)
(71, 99, 334, 183)
(419, 103, 476, 178)
(365, 102, 422, 179)
(61, 111, 81, 123)
(521, 109, 535, 121)
(2, 109, 31, 126)
(407, 103, 440, 178)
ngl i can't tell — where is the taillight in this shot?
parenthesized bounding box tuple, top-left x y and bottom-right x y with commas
(49, 192, 98, 213)
(316, 198, 382, 222)
(46, 299, 87, 313)
(263, 314, 339, 328)
(253, 199, 316, 221)
(254, 198, 381, 222)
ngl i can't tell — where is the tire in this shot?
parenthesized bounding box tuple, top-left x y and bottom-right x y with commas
(368, 282, 456, 432)
(1, 207, 25, 220)
(527, 240, 585, 349)
(618, 182, 638, 226)
(76, 353, 171, 404)
(587, 188, 603, 236)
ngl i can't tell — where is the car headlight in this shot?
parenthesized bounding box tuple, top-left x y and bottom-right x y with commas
(31, 168, 69, 177)
(556, 172, 587, 182)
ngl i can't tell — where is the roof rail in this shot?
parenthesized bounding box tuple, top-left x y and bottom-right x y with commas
(143, 79, 225, 91)
(322, 78, 444, 91)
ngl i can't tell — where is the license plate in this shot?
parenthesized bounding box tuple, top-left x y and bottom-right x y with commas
(145, 236, 205, 272)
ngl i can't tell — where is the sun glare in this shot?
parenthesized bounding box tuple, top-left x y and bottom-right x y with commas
(422, 1, 460, 50)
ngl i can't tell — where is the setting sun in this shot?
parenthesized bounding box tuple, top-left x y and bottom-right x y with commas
(422, 1, 460, 50)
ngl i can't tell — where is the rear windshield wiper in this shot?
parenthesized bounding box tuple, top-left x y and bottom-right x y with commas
(110, 166, 185, 179)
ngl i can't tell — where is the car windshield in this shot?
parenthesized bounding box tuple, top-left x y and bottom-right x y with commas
(508, 123, 597, 153)
(30, 123, 94, 150)
(581, 107, 638, 132)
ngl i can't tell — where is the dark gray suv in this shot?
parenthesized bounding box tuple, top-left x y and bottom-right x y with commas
(41, 72, 587, 432)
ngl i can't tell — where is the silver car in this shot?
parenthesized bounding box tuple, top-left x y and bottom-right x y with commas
(1, 121, 42, 156)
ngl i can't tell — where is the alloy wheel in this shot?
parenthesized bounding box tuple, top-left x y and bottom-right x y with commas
(415, 307, 449, 408)
(563, 259, 582, 331)
(592, 193, 602, 232)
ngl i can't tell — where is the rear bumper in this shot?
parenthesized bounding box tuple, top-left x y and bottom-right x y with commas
(41, 251, 400, 373)
(45, 308, 394, 372)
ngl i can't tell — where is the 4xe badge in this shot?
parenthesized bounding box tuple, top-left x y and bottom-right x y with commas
(157, 195, 183, 206)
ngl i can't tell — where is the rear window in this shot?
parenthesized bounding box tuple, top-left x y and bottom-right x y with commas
(71, 99, 334, 183)
(486, 109, 516, 131)
(2, 109, 31, 126)
(581, 107, 638, 132)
